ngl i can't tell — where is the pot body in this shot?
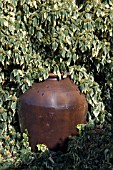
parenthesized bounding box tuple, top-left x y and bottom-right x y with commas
(18, 76, 88, 151)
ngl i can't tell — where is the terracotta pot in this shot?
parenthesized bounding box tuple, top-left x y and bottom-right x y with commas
(18, 74, 88, 151)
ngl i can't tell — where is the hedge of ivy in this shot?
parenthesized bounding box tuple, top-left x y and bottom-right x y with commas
(0, 0, 113, 169)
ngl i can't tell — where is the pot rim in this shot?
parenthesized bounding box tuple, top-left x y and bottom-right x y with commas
(48, 72, 70, 78)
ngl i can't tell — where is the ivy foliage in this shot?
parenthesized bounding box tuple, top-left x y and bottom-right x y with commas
(1, 122, 113, 170)
(0, 0, 113, 169)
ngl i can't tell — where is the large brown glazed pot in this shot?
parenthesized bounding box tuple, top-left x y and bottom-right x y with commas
(18, 74, 88, 151)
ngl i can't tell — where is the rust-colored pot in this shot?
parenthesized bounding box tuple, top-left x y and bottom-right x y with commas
(18, 74, 88, 151)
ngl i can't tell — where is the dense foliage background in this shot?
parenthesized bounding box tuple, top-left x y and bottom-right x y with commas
(0, 0, 113, 169)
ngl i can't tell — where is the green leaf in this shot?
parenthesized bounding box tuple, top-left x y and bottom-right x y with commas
(52, 41, 58, 51)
